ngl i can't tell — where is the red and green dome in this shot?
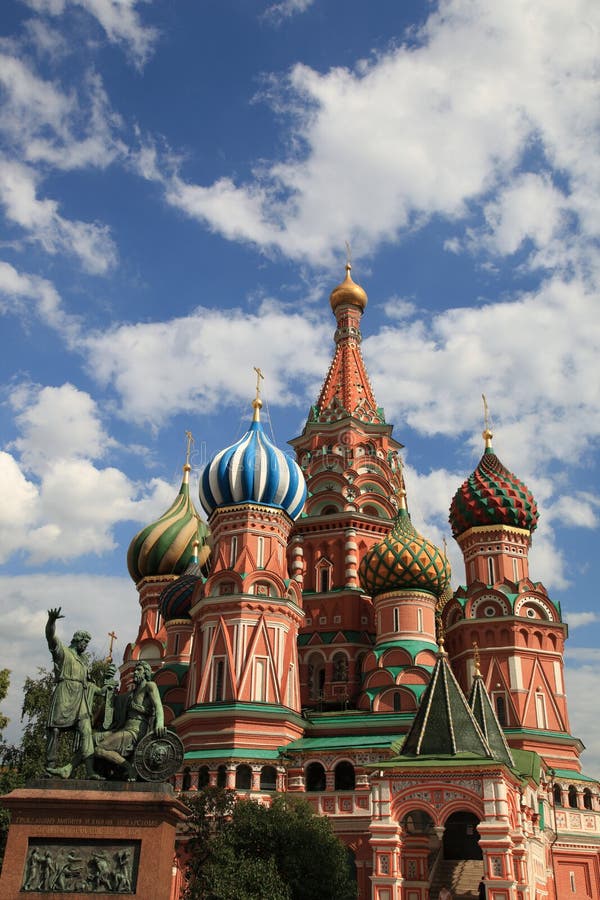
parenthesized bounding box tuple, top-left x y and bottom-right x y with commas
(450, 444, 539, 538)
(359, 506, 451, 598)
(127, 465, 210, 583)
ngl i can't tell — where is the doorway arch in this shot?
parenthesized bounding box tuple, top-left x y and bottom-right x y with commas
(443, 811, 482, 859)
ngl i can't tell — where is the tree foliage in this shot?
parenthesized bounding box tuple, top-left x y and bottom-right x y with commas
(184, 791, 357, 900)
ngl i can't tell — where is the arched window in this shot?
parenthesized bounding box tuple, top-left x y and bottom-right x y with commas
(393, 692, 402, 712)
(316, 557, 333, 593)
(256, 536, 264, 568)
(307, 654, 326, 700)
(214, 660, 225, 701)
(393, 608, 399, 632)
(417, 608, 423, 632)
(260, 765, 277, 791)
(495, 694, 507, 726)
(235, 764, 252, 790)
(487, 556, 495, 584)
(305, 762, 326, 792)
(216, 765, 227, 788)
(334, 761, 355, 791)
(332, 652, 348, 681)
(568, 785, 578, 809)
(553, 784, 562, 806)
(182, 767, 191, 791)
(198, 766, 210, 789)
(229, 535, 238, 567)
(583, 788, 593, 810)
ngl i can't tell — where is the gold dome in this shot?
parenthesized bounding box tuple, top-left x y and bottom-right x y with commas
(329, 264, 368, 313)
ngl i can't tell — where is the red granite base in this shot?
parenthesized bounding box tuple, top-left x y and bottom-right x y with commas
(0, 780, 189, 899)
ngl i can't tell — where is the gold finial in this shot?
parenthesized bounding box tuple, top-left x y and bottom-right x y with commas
(396, 456, 407, 510)
(184, 430, 194, 470)
(437, 620, 447, 655)
(443, 536, 448, 559)
(107, 630, 118, 662)
(252, 366, 264, 421)
(345, 240, 352, 275)
(473, 641, 481, 677)
(482, 394, 493, 448)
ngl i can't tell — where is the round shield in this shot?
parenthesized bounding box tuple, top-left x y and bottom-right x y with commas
(133, 730, 184, 782)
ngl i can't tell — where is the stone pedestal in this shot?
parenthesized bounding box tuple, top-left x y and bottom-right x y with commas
(0, 780, 189, 899)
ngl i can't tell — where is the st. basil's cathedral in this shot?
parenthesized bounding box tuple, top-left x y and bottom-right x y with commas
(123, 266, 600, 900)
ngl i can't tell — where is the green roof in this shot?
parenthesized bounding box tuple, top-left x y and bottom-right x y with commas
(511, 749, 542, 785)
(375, 753, 503, 771)
(282, 734, 396, 752)
(552, 768, 599, 783)
(184, 748, 280, 760)
(400, 652, 492, 759)
(469, 674, 514, 768)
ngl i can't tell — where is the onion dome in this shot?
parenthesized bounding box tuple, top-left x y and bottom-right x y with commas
(359, 491, 451, 598)
(127, 460, 210, 583)
(159, 574, 200, 622)
(329, 263, 368, 313)
(199, 394, 307, 521)
(449, 427, 538, 538)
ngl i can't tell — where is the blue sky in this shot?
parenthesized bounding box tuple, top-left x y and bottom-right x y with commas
(0, 0, 599, 773)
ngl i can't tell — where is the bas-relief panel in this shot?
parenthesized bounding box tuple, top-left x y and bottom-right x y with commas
(21, 840, 140, 894)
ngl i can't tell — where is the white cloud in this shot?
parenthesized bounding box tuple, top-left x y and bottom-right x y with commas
(0, 159, 117, 273)
(9, 382, 113, 470)
(24, 0, 158, 67)
(565, 659, 600, 777)
(465, 173, 569, 260)
(142, 0, 600, 268)
(0, 259, 80, 341)
(0, 574, 139, 743)
(0, 383, 183, 565)
(0, 52, 124, 171)
(82, 300, 331, 427)
(263, 0, 315, 25)
(565, 613, 599, 629)
(364, 274, 600, 472)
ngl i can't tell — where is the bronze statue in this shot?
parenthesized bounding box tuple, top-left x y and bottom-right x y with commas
(44, 608, 183, 782)
(93, 660, 166, 779)
(45, 607, 106, 779)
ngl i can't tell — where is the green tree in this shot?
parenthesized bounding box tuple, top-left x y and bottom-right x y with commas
(184, 792, 357, 900)
(0, 669, 9, 735)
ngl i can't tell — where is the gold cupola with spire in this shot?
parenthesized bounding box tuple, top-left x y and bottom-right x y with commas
(127, 432, 210, 583)
(329, 261, 368, 313)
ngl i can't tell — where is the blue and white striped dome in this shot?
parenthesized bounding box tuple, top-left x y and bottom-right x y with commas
(199, 402, 306, 520)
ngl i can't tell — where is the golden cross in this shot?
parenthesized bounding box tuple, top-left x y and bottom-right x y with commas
(107, 630, 118, 660)
(443, 536, 448, 559)
(345, 240, 352, 270)
(185, 430, 194, 467)
(253, 366, 264, 401)
(482, 393, 490, 431)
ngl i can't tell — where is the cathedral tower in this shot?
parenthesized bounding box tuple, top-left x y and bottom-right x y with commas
(443, 421, 578, 771)
(289, 264, 404, 709)
(176, 381, 307, 765)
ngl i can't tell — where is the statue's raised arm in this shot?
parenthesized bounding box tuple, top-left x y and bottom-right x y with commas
(44, 611, 99, 780)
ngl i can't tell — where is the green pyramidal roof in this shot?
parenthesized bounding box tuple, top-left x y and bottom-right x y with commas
(469, 674, 514, 768)
(399, 650, 492, 758)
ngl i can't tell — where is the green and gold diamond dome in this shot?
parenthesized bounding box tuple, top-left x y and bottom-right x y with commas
(359, 500, 451, 598)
